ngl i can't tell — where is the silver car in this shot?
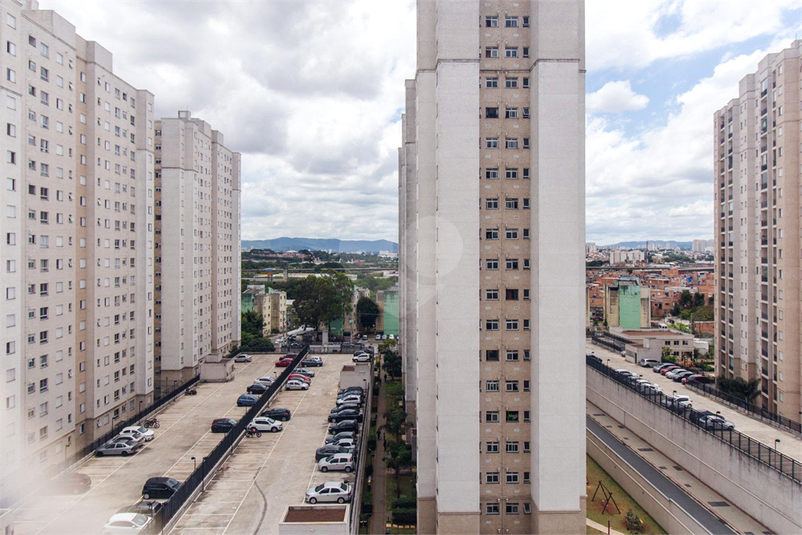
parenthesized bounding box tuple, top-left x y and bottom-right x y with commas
(234, 354, 252, 363)
(96, 439, 142, 457)
(305, 481, 352, 504)
(318, 453, 354, 473)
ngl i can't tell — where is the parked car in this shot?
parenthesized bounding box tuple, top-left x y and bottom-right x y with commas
(325, 431, 356, 444)
(653, 363, 676, 373)
(336, 395, 363, 406)
(275, 357, 293, 367)
(375, 334, 381, 340)
(339, 386, 364, 396)
(331, 437, 356, 448)
(301, 356, 323, 367)
(254, 376, 276, 386)
(248, 417, 283, 433)
(388, 334, 395, 340)
(141, 477, 181, 500)
(293, 368, 316, 378)
(285, 379, 309, 391)
(96, 440, 142, 457)
(703, 414, 735, 431)
(211, 418, 237, 433)
(103, 512, 153, 534)
(234, 354, 252, 363)
(315, 445, 353, 461)
(115, 429, 147, 445)
(262, 407, 291, 421)
(660, 365, 682, 376)
(328, 409, 363, 423)
(672, 370, 696, 382)
(665, 368, 688, 380)
(331, 403, 362, 414)
(287, 373, 312, 384)
(328, 419, 359, 434)
(121, 425, 155, 442)
(587, 353, 603, 364)
(689, 409, 716, 427)
(305, 481, 352, 504)
(684, 374, 713, 385)
(639, 358, 662, 367)
(237, 394, 259, 407)
(247, 383, 269, 395)
(352, 353, 371, 363)
(318, 453, 355, 473)
(52, 472, 92, 494)
(637, 381, 662, 394)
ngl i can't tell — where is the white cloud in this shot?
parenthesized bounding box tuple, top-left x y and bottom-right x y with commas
(587, 81, 649, 113)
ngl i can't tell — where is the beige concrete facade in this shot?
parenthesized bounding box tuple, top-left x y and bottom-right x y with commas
(154, 111, 240, 387)
(399, 1, 586, 532)
(714, 41, 802, 419)
(0, 0, 155, 480)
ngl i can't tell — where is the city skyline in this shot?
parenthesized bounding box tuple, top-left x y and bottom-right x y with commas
(38, 0, 802, 244)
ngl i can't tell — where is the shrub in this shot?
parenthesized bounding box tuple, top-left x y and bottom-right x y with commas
(625, 509, 645, 533)
(391, 507, 417, 525)
(365, 463, 373, 478)
(392, 499, 416, 509)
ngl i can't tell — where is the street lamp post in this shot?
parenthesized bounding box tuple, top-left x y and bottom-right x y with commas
(191, 456, 197, 472)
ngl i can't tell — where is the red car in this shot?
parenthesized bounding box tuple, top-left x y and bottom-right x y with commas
(288, 374, 312, 384)
(275, 358, 293, 367)
(660, 365, 681, 375)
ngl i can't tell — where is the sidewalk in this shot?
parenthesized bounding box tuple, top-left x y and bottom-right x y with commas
(370, 361, 388, 535)
(587, 518, 627, 535)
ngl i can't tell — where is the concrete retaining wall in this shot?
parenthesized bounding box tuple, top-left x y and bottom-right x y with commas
(587, 369, 802, 534)
(587, 430, 704, 534)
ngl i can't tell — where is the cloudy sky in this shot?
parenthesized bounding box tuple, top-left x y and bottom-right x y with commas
(41, 0, 802, 245)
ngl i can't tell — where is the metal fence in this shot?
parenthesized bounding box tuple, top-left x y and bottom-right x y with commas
(586, 355, 801, 483)
(349, 360, 373, 534)
(685, 381, 802, 436)
(158, 345, 309, 532)
(590, 333, 625, 353)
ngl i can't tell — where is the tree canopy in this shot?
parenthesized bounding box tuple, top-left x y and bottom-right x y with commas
(356, 296, 380, 331)
(292, 271, 353, 332)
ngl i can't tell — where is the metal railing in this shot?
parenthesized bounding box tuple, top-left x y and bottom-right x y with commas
(586, 356, 801, 483)
(158, 346, 309, 531)
(685, 381, 801, 436)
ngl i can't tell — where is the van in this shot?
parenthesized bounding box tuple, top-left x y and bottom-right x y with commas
(639, 358, 661, 368)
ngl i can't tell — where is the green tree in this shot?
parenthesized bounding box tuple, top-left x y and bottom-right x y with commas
(291, 271, 353, 333)
(678, 290, 693, 310)
(241, 310, 265, 337)
(357, 297, 380, 331)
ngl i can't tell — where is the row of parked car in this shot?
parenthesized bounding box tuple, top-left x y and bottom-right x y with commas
(303, 385, 366, 504)
(649, 362, 713, 386)
(95, 425, 156, 457)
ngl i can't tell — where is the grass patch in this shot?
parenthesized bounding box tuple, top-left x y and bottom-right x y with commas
(586, 456, 666, 534)
(587, 527, 606, 535)
(385, 379, 403, 399)
(386, 472, 415, 502)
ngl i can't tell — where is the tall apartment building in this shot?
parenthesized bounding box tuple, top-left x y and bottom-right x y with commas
(0, 0, 155, 485)
(714, 40, 801, 419)
(399, 1, 586, 532)
(153, 111, 240, 390)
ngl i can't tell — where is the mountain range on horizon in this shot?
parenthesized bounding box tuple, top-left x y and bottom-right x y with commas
(242, 237, 398, 254)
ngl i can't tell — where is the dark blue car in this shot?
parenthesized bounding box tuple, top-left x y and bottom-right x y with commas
(237, 394, 258, 407)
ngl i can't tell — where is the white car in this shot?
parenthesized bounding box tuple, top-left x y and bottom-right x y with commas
(336, 394, 363, 406)
(375, 334, 381, 340)
(254, 376, 276, 386)
(285, 379, 309, 391)
(318, 453, 354, 473)
(103, 512, 153, 534)
(248, 417, 283, 433)
(121, 425, 155, 442)
(305, 481, 352, 504)
(665, 369, 686, 380)
(669, 394, 693, 408)
(388, 334, 395, 340)
(113, 430, 146, 446)
(352, 353, 371, 363)
(332, 437, 356, 448)
(234, 354, 252, 363)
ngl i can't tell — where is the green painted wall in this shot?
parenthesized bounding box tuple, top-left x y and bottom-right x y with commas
(618, 284, 642, 330)
(241, 292, 255, 312)
(383, 290, 399, 336)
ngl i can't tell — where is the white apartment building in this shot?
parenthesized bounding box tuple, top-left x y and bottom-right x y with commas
(399, 1, 586, 533)
(153, 111, 240, 389)
(608, 249, 646, 264)
(714, 40, 801, 418)
(0, 0, 155, 491)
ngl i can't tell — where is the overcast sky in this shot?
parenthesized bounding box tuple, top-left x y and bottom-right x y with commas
(41, 0, 802, 245)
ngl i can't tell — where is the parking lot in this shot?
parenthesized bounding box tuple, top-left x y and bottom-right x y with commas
(588, 342, 802, 460)
(11, 353, 300, 535)
(169, 352, 363, 535)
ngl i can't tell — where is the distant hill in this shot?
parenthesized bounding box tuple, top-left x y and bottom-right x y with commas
(609, 240, 693, 250)
(242, 237, 398, 254)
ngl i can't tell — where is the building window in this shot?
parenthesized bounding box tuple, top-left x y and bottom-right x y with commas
(505, 441, 519, 453)
(486, 472, 500, 484)
(523, 16, 530, 27)
(485, 137, 499, 149)
(523, 107, 530, 118)
(486, 289, 499, 300)
(505, 108, 518, 119)
(506, 472, 519, 484)
(486, 259, 499, 270)
(523, 138, 530, 149)
(485, 16, 498, 27)
(506, 319, 519, 330)
(506, 411, 519, 422)
(523, 319, 530, 330)
(506, 350, 519, 362)
(485, 228, 499, 240)
(523, 380, 530, 391)
(523, 47, 530, 57)
(486, 107, 499, 118)
(486, 503, 500, 515)
(486, 411, 499, 423)
(505, 229, 518, 240)
(485, 381, 499, 392)
(486, 350, 499, 361)
(485, 47, 499, 58)
(486, 441, 499, 453)
(505, 78, 518, 89)
(505, 138, 519, 149)
(505, 168, 518, 180)
(486, 168, 499, 179)
(485, 319, 499, 331)
(505, 259, 519, 270)
(505, 381, 519, 392)
(505, 198, 518, 209)
(485, 198, 499, 210)
(505, 47, 518, 58)
(506, 503, 519, 515)
(486, 77, 498, 88)
(505, 289, 519, 300)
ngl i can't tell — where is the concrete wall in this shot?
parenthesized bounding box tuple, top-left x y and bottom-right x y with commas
(587, 368, 802, 534)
